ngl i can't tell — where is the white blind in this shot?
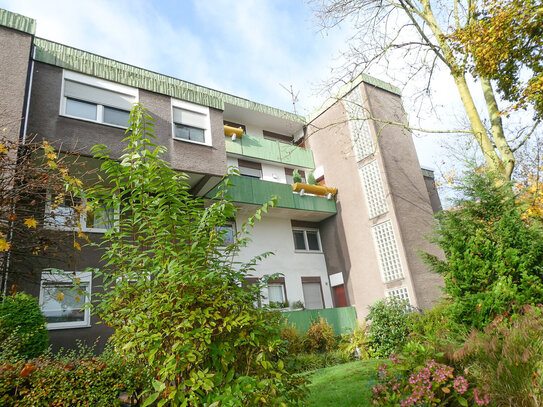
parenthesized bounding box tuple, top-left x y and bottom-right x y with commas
(268, 285, 284, 303)
(64, 80, 133, 110)
(302, 282, 324, 310)
(172, 107, 208, 129)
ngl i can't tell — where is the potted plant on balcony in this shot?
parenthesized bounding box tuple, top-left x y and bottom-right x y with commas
(291, 300, 304, 311)
(292, 169, 302, 184)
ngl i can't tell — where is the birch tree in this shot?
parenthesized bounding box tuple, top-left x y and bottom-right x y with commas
(312, 0, 541, 181)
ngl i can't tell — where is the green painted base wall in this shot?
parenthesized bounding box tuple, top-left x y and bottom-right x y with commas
(282, 306, 358, 336)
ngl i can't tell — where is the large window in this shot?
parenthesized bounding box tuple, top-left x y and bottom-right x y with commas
(44, 192, 115, 233)
(39, 271, 92, 330)
(61, 71, 137, 128)
(372, 220, 404, 282)
(172, 99, 211, 145)
(292, 228, 321, 252)
(215, 221, 236, 245)
(267, 277, 287, 307)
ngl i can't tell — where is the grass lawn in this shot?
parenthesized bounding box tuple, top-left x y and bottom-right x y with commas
(304, 359, 382, 406)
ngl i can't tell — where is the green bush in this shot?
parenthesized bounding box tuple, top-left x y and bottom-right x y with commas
(0, 343, 151, 406)
(280, 324, 304, 354)
(450, 306, 543, 406)
(339, 320, 371, 359)
(303, 317, 338, 353)
(424, 169, 543, 329)
(287, 350, 352, 373)
(367, 297, 411, 357)
(0, 293, 48, 359)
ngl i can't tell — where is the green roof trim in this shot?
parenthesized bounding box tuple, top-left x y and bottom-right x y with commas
(306, 73, 402, 123)
(0, 9, 36, 35)
(33, 37, 305, 123)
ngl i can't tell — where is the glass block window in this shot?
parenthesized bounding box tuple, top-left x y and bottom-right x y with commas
(386, 286, 410, 303)
(344, 89, 374, 161)
(372, 220, 404, 282)
(359, 160, 388, 218)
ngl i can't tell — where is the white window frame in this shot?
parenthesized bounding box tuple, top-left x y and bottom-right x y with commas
(60, 70, 138, 129)
(39, 271, 92, 330)
(267, 283, 286, 305)
(171, 98, 212, 146)
(44, 191, 116, 233)
(292, 228, 323, 253)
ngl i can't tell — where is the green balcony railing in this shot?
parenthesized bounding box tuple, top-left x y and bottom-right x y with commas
(205, 176, 336, 214)
(282, 307, 358, 335)
(225, 134, 315, 169)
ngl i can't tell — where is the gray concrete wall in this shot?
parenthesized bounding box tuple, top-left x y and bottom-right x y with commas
(28, 63, 227, 177)
(363, 83, 443, 309)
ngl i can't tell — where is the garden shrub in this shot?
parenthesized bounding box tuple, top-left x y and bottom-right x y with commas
(339, 320, 371, 359)
(450, 306, 543, 407)
(424, 169, 543, 329)
(303, 317, 338, 353)
(0, 343, 150, 406)
(280, 324, 304, 354)
(372, 350, 490, 406)
(84, 105, 306, 406)
(0, 293, 48, 359)
(367, 297, 411, 357)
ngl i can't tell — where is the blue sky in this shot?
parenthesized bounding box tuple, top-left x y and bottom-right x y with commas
(0, 0, 463, 172)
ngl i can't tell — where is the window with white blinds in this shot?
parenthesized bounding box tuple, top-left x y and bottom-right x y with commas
(359, 160, 388, 218)
(372, 220, 404, 282)
(302, 278, 324, 310)
(171, 99, 211, 145)
(61, 70, 137, 128)
(386, 286, 410, 303)
(344, 88, 374, 161)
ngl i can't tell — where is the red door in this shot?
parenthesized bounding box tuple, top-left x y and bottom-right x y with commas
(333, 285, 348, 307)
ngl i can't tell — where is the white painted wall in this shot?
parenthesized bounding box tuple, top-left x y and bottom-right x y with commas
(234, 213, 333, 309)
(261, 162, 287, 183)
(245, 124, 264, 138)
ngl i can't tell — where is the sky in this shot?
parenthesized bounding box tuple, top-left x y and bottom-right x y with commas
(0, 0, 468, 175)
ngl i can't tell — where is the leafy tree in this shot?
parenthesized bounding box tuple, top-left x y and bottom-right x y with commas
(448, 0, 543, 120)
(85, 104, 306, 406)
(424, 169, 543, 329)
(0, 135, 85, 295)
(312, 0, 542, 181)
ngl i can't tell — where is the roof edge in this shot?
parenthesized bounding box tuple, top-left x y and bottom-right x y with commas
(0, 8, 36, 35)
(306, 73, 402, 123)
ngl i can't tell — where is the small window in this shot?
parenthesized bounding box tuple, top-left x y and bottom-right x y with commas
(263, 130, 293, 144)
(44, 192, 115, 233)
(39, 271, 92, 330)
(216, 222, 236, 245)
(268, 284, 285, 303)
(172, 99, 211, 146)
(61, 71, 136, 128)
(238, 159, 262, 179)
(292, 228, 321, 252)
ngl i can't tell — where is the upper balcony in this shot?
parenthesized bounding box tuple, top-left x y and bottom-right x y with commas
(205, 176, 336, 220)
(225, 133, 315, 169)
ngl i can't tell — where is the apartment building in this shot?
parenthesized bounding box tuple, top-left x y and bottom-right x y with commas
(0, 9, 442, 350)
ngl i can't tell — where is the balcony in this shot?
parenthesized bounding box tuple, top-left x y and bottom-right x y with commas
(225, 133, 315, 169)
(205, 176, 336, 217)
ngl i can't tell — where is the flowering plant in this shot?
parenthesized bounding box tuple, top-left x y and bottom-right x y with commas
(372, 355, 489, 406)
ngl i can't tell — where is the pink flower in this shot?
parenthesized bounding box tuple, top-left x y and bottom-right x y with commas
(453, 376, 468, 394)
(474, 388, 490, 405)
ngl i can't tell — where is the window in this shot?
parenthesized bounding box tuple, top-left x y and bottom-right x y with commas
(372, 220, 404, 282)
(216, 221, 236, 245)
(359, 160, 388, 218)
(302, 277, 324, 310)
(61, 71, 137, 128)
(39, 271, 92, 329)
(172, 99, 211, 145)
(267, 277, 287, 306)
(285, 168, 306, 184)
(263, 130, 293, 144)
(44, 192, 115, 233)
(292, 228, 321, 252)
(238, 159, 262, 179)
(386, 286, 410, 303)
(344, 88, 375, 161)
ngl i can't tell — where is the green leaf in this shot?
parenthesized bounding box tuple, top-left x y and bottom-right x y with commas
(142, 392, 159, 407)
(457, 396, 468, 406)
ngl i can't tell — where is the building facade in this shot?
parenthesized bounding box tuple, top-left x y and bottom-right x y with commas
(0, 9, 442, 350)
